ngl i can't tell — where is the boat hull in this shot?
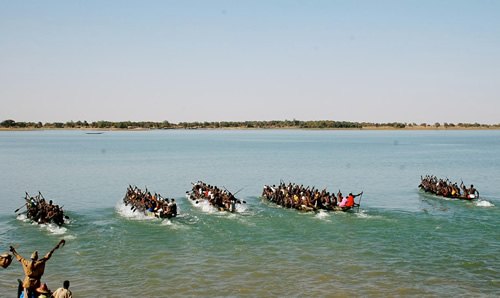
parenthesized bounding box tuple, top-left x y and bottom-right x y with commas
(419, 187, 477, 201)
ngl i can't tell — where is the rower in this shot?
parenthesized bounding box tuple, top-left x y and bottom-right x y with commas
(344, 192, 363, 208)
(468, 184, 478, 199)
(338, 192, 347, 207)
(169, 199, 177, 217)
(230, 197, 236, 213)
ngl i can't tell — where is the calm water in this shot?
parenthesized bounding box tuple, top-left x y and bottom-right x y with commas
(0, 130, 499, 297)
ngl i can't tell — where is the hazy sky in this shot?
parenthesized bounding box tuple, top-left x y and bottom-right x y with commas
(1, 1, 499, 124)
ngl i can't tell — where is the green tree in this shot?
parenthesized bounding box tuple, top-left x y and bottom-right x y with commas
(1, 119, 16, 127)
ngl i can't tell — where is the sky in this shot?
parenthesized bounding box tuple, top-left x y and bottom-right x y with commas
(1, 0, 499, 124)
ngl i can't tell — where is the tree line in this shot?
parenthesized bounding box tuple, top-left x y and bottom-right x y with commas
(1, 119, 499, 130)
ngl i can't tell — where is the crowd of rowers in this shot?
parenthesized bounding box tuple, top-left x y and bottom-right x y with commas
(262, 182, 362, 212)
(419, 175, 479, 199)
(21, 192, 67, 226)
(123, 185, 177, 218)
(188, 181, 244, 212)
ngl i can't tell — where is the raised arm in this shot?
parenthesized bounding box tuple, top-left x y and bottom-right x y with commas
(9, 246, 22, 261)
(42, 239, 65, 260)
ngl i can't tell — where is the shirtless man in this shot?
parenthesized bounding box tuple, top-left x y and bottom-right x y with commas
(468, 184, 479, 199)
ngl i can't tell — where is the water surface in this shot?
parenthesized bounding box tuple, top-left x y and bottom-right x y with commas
(0, 130, 498, 296)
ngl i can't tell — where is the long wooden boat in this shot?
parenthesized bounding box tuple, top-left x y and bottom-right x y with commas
(123, 186, 177, 219)
(188, 182, 244, 213)
(15, 192, 68, 226)
(419, 176, 479, 201)
(262, 183, 361, 213)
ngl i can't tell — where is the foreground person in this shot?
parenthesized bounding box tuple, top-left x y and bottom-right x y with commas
(36, 283, 51, 298)
(51, 280, 73, 298)
(10, 239, 65, 298)
(1, 252, 13, 268)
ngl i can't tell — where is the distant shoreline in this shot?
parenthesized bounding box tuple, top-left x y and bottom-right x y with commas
(2, 119, 499, 131)
(2, 126, 500, 131)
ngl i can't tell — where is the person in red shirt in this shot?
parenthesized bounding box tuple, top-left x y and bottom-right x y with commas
(345, 192, 363, 208)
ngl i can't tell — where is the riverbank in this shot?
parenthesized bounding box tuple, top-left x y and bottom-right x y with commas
(2, 119, 500, 131)
(1, 125, 500, 131)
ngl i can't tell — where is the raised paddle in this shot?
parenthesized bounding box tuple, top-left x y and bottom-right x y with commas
(357, 191, 363, 213)
(34, 192, 44, 204)
(233, 189, 247, 204)
(233, 187, 245, 196)
(223, 186, 247, 204)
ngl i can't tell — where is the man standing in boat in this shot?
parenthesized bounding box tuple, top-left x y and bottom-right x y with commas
(339, 192, 363, 209)
(169, 198, 177, 217)
(10, 239, 65, 298)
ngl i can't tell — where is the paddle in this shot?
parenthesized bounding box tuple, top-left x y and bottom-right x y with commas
(233, 187, 245, 196)
(357, 191, 363, 213)
(15, 192, 31, 212)
(223, 186, 247, 204)
(14, 202, 27, 213)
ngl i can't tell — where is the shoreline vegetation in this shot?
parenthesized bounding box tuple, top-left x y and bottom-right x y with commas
(1, 119, 499, 131)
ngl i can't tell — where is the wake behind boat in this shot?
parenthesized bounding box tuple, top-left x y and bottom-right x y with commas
(15, 192, 68, 226)
(123, 185, 177, 219)
(187, 181, 244, 213)
(262, 182, 362, 213)
(419, 175, 479, 200)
